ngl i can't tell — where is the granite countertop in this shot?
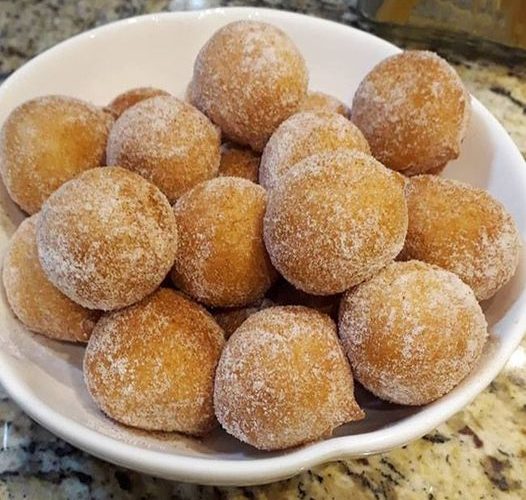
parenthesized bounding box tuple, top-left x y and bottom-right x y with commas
(1, 1, 525, 499)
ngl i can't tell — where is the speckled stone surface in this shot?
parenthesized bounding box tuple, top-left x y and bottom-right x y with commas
(1, 1, 525, 499)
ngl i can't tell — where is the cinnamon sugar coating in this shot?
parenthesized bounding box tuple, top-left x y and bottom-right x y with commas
(214, 306, 364, 450)
(84, 288, 225, 434)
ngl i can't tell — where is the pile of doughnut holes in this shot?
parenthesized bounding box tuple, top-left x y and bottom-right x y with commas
(0, 20, 521, 451)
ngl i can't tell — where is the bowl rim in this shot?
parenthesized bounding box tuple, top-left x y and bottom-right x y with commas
(1, 6, 525, 487)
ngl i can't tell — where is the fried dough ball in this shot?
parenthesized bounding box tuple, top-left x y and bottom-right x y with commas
(106, 87, 170, 117)
(339, 261, 488, 405)
(218, 142, 260, 182)
(84, 288, 225, 434)
(172, 177, 277, 307)
(299, 91, 350, 117)
(190, 21, 308, 152)
(37, 167, 177, 311)
(351, 51, 470, 175)
(403, 175, 521, 301)
(213, 298, 274, 338)
(2, 215, 100, 342)
(106, 95, 220, 203)
(0, 95, 113, 214)
(404, 162, 447, 177)
(267, 279, 340, 319)
(214, 306, 364, 450)
(259, 111, 370, 190)
(264, 150, 408, 295)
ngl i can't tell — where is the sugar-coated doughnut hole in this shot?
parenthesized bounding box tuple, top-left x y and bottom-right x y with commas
(218, 142, 260, 183)
(0, 95, 113, 214)
(213, 277, 341, 338)
(106, 95, 220, 203)
(299, 91, 350, 117)
(190, 20, 308, 151)
(213, 298, 274, 338)
(37, 167, 177, 311)
(105, 87, 170, 117)
(214, 306, 364, 450)
(259, 111, 370, 190)
(84, 288, 225, 434)
(402, 160, 447, 177)
(267, 279, 340, 319)
(264, 150, 408, 295)
(2, 215, 100, 342)
(339, 260, 488, 405)
(172, 177, 277, 307)
(403, 175, 521, 301)
(351, 50, 470, 175)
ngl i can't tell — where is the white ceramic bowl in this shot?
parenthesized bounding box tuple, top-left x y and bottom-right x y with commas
(0, 7, 525, 487)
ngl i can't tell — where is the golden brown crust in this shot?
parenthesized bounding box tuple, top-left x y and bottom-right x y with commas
(259, 111, 370, 190)
(213, 298, 274, 338)
(105, 87, 170, 117)
(351, 51, 470, 175)
(339, 261, 488, 405)
(213, 307, 254, 339)
(37, 167, 177, 310)
(172, 177, 277, 307)
(106, 95, 221, 203)
(403, 175, 521, 300)
(214, 306, 364, 450)
(190, 21, 308, 151)
(264, 150, 408, 295)
(2, 215, 100, 342)
(84, 288, 225, 434)
(218, 142, 260, 182)
(299, 91, 350, 117)
(0, 95, 113, 214)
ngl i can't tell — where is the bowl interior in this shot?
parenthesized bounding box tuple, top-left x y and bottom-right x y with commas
(0, 8, 525, 485)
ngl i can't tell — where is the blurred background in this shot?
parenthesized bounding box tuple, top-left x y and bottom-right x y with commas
(355, 0, 526, 61)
